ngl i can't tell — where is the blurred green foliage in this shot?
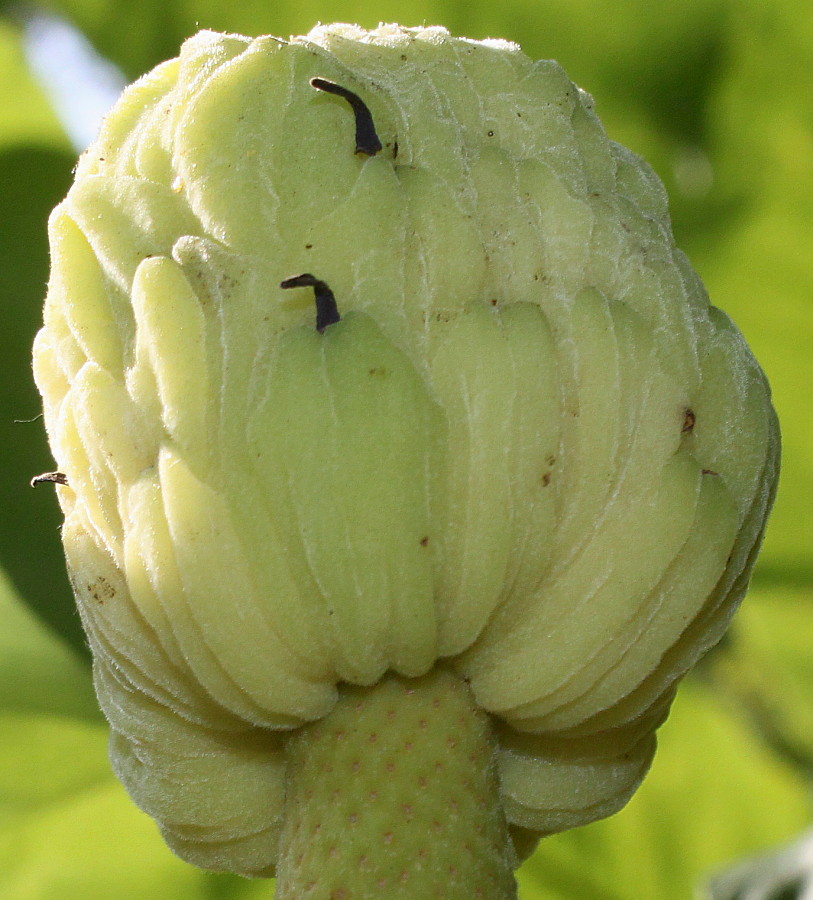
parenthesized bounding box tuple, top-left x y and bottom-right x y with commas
(0, 0, 810, 897)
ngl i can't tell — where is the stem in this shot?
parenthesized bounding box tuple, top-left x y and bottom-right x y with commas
(275, 666, 518, 899)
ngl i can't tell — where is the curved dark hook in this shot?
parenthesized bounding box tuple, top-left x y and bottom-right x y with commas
(310, 77, 383, 157)
(281, 274, 341, 333)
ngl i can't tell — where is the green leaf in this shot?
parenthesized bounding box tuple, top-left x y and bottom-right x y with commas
(0, 18, 69, 148)
(0, 138, 87, 655)
(0, 567, 95, 720)
(709, 585, 813, 771)
(0, 17, 87, 654)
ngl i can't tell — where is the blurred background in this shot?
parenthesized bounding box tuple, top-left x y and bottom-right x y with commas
(0, 0, 811, 897)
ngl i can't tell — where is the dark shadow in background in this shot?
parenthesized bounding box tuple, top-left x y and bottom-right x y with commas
(0, 143, 89, 659)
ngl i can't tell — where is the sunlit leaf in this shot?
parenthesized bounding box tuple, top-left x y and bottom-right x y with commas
(0, 567, 95, 720)
(0, 18, 68, 148)
(709, 586, 813, 770)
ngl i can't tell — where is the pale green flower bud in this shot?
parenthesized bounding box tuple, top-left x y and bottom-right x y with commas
(33, 23, 778, 893)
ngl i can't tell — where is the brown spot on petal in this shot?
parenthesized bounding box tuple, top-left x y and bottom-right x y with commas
(682, 408, 696, 433)
(87, 575, 116, 605)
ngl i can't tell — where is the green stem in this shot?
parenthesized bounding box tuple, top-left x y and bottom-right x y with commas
(275, 666, 518, 899)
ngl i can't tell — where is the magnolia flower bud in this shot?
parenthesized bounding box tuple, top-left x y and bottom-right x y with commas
(33, 22, 778, 895)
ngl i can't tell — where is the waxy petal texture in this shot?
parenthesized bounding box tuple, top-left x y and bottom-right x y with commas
(34, 24, 778, 875)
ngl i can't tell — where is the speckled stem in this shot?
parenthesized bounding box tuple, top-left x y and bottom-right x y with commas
(274, 666, 518, 899)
